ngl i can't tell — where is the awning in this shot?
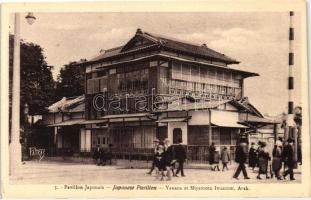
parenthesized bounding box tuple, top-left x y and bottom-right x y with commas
(239, 114, 279, 125)
(78, 119, 107, 125)
(156, 117, 189, 123)
(101, 112, 153, 119)
(100, 113, 154, 123)
(211, 110, 248, 128)
(48, 119, 85, 127)
(212, 121, 247, 128)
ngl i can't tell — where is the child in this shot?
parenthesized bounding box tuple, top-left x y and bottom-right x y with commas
(221, 146, 230, 171)
(212, 147, 220, 171)
(154, 144, 166, 180)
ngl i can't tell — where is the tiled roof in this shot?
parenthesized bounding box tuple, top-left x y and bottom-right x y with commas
(47, 95, 85, 113)
(89, 46, 124, 62)
(143, 32, 239, 64)
(87, 29, 239, 64)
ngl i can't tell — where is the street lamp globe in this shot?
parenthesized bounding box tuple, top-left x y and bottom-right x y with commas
(25, 12, 36, 25)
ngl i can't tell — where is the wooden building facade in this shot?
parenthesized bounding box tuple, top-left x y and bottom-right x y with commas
(43, 29, 276, 160)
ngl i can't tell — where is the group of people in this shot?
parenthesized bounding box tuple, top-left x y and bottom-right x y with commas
(147, 138, 187, 181)
(234, 138, 297, 181)
(93, 136, 297, 182)
(208, 143, 231, 171)
(93, 144, 113, 166)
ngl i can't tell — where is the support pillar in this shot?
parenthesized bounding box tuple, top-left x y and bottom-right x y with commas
(10, 13, 21, 176)
(208, 109, 212, 145)
(287, 11, 298, 167)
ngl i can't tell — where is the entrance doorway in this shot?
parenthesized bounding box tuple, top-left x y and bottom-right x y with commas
(173, 128, 182, 144)
(157, 126, 167, 141)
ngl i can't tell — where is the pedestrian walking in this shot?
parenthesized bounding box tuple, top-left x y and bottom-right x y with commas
(283, 138, 296, 180)
(257, 141, 271, 179)
(174, 138, 187, 177)
(154, 143, 166, 180)
(163, 138, 175, 180)
(212, 147, 220, 171)
(272, 140, 283, 180)
(248, 142, 258, 170)
(209, 142, 216, 171)
(93, 146, 101, 166)
(99, 147, 106, 166)
(105, 144, 113, 165)
(221, 146, 230, 171)
(233, 142, 250, 180)
(147, 139, 160, 175)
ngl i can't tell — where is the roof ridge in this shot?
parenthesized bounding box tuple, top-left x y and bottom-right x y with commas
(105, 45, 124, 52)
(143, 31, 201, 47)
(142, 31, 238, 63)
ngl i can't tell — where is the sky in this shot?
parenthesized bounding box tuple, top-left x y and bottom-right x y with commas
(9, 12, 302, 116)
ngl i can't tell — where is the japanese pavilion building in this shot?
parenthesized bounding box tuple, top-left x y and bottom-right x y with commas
(42, 28, 276, 161)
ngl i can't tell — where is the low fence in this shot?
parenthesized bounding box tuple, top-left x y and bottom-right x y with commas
(54, 145, 237, 164)
(112, 145, 237, 163)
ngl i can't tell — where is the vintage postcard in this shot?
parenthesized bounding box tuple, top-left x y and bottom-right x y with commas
(0, 0, 310, 198)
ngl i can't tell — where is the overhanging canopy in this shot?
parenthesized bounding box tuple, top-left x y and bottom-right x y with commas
(78, 119, 107, 125)
(239, 114, 279, 125)
(211, 110, 248, 128)
(101, 113, 154, 123)
(156, 117, 189, 123)
(212, 121, 247, 128)
(48, 119, 85, 127)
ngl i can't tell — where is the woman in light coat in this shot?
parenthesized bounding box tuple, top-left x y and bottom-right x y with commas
(272, 140, 283, 180)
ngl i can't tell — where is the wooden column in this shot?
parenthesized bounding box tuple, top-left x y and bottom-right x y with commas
(273, 123, 277, 144)
(208, 109, 212, 145)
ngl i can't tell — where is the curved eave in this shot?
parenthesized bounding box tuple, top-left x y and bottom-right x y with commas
(81, 44, 159, 66)
(161, 46, 240, 65)
(76, 44, 241, 67)
(89, 53, 258, 78)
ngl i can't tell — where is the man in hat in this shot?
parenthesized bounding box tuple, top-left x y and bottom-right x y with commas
(147, 139, 160, 175)
(283, 138, 296, 180)
(174, 138, 187, 177)
(233, 142, 250, 180)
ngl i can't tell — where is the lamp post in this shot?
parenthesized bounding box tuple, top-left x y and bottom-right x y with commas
(10, 12, 36, 176)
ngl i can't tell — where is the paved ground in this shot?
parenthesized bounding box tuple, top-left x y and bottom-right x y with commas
(10, 160, 301, 184)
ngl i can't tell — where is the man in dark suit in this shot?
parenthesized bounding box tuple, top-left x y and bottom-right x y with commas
(175, 138, 187, 177)
(283, 138, 296, 180)
(147, 139, 159, 175)
(163, 138, 176, 180)
(93, 146, 101, 165)
(233, 142, 250, 180)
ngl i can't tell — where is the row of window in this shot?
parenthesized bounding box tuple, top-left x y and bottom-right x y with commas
(87, 68, 117, 79)
(171, 62, 241, 84)
(169, 87, 241, 98)
(118, 80, 148, 91)
(117, 68, 149, 79)
(169, 80, 241, 95)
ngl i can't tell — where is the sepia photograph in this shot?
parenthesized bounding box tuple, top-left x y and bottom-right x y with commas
(0, 1, 310, 198)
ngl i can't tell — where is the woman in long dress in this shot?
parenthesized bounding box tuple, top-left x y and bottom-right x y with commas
(257, 142, 271, 180)
(248, 142, 258, 170)
(272, 141, 283, 180)
(209, 143, 216, 171)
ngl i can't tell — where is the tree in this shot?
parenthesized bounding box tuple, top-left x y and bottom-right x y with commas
(9, 34, 56, 116)
(55, 61, 85, 100)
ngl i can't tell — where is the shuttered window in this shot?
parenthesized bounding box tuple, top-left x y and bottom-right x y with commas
(87, 78, 107, 94)
(87, 79, 94, 94)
